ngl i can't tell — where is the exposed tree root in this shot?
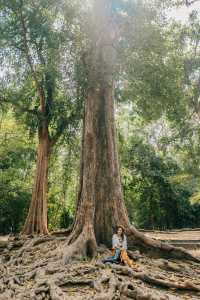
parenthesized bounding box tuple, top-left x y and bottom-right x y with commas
(1, 235, 200, 299)
(48, 281, 67, 300)
(93, 273, 117, 300)
(63, 225, 97, 264)
(59, 278, 94, 287)
(127, 225, 200, 263)
(110, 263, 200, 292)
(51, 226, 72, 237)
(5, 235, 55, 266)
(93, 271, 110, 293)
(93, 269, 171, 300)
(61, 222, 200, 270)
(60, 222, 200, 266)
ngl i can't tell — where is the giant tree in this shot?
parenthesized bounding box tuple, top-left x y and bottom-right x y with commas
(63, 0, 198, 262)
(1, 0, 81, 234)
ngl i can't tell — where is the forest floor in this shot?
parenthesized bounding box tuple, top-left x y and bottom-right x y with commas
(0, 232, 200, 300)
(144, 229, 200, 257)
(144, 229, 200, 240)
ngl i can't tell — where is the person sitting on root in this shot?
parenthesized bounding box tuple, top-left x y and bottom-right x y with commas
(102, 225, 139, 270)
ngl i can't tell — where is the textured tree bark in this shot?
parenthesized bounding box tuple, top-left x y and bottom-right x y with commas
(63, 0, 199, 263)
(91, 85, 129, 246)
(65, 83, 128, 245)
(63, 82, 199, 263)
(22, 124, 50, 235)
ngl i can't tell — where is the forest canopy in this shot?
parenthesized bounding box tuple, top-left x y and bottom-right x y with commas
(0, 0, 200, 234)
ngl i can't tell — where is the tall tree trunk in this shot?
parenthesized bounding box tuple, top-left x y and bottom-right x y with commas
(70, 83, 129, 243)
(63, 0, 199, 263)
(22, 124, 50, 235)
(64, 80, 199, 263)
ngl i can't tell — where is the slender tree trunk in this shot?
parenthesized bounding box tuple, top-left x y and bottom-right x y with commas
(22, 124, 50, 235)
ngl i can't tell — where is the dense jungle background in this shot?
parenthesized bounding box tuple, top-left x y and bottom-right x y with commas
(1, 0, 200, 235)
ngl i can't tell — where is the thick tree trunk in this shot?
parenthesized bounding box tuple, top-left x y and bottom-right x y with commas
(22, 125, 50, 235)
(63, 0, 199, 263)
(67, 83, 128, 242)
(63, 83, 199, 263)
(64, 86, 199, 262)
(92, 86, 129, 246)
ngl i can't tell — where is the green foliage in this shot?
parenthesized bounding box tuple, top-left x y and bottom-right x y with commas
(0, 111, 35, 233)
(47, 135, 80, 230)
(0, 110, 79, 233)
(1, 0, 82, 140)
(59, 209, 73, 229)
(1, 0, 200, 234)
(120, 135, 200, 229)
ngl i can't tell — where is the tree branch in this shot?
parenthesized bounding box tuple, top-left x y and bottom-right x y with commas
(17, 1, 46, 113)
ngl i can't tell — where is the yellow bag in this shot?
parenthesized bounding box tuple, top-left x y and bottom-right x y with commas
(111, 249, 137, 268)
(120, 249, 137, 268)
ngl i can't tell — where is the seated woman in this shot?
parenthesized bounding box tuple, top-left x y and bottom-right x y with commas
(103, 225, 138, 270)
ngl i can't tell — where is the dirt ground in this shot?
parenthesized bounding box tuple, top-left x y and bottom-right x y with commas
(0, 232, 200, 300)
(143, 229, 200, 241)
(144, 229, 200, 257)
